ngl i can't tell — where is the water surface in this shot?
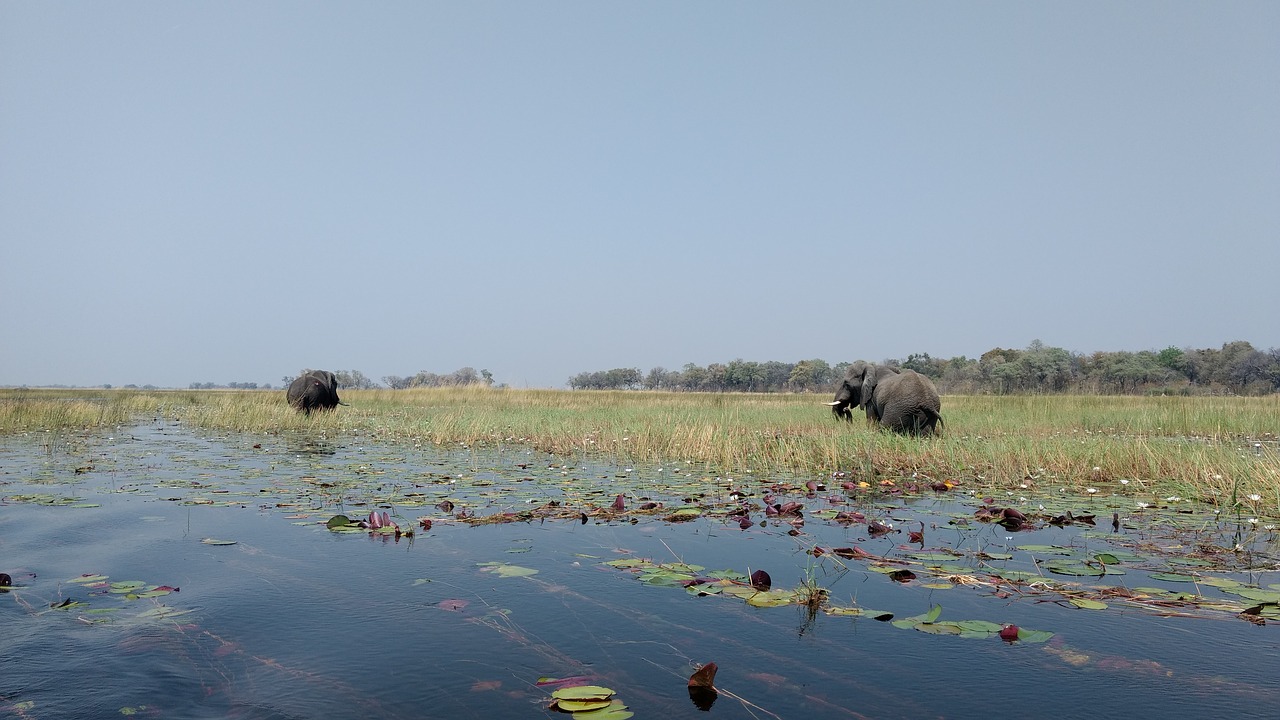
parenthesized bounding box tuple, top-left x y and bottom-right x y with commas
(2, 422, 1278, 719)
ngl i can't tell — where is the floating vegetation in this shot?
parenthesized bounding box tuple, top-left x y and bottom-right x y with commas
(27, 574, 192, 625)
(547, 685, 632, 718)
(2, 412, 1279, 718)
(477, 562, 539, 578)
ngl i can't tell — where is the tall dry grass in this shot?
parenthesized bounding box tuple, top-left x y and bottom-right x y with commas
(2, 387, 1276, 509)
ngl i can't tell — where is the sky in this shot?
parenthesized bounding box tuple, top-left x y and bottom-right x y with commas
(2, 2, 1277, 389)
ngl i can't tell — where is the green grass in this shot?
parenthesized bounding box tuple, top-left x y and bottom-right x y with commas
(2, 387, 1277, 512)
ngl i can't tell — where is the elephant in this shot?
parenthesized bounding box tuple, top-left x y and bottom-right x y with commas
(286, 370, 343, 415)
(828, 361, 943, 435)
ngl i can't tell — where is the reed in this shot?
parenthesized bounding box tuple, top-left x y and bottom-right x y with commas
(2, 388, 1276, 511)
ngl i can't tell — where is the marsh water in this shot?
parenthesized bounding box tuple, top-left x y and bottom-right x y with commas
(3, 421, 1279, 719)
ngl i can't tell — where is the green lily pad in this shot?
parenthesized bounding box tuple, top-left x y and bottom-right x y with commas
(1221, 587, 1280, 604)
(907, 552, 961, 562)
(892, 604, 943, 629)
(556, 698, 614, 712)
(603, 558, 651, 569)
(826, 606, 894, 620)
(109, 581, 146, 593)
(1045, 562, 1104, 577)
(570, 700, 632, 719)
(552, 685, 615, 701)
(1015, 628, 1055, 643)
(1148, 572, 1199, 582)
(69, 575, 109, 584)
(1198, 577, 1242, 588)
(1018, 545, 1076, 555)
(915, 622, 963, 635)
(746, 590, 796, 607)
(477, 563, 539, 578)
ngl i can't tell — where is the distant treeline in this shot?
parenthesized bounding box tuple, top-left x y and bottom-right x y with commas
(568, 340, 1280, 396)
(380, 367, 495, 390)
(185, 369, 500, 392)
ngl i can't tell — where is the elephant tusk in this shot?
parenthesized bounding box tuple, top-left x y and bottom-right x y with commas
(825, 401, 842, 406)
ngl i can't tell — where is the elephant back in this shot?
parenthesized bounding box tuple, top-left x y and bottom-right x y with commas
(286, 370, 341, 413)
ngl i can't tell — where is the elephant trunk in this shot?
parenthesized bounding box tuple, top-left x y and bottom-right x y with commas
(828, 400, 853, 421)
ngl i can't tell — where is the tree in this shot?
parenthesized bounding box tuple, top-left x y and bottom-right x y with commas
(1020, 342, 1078, 392)
(680, 364, 708, 391)
(724, 359, 764, 392)
(1156, 346, 1186, 372)
(788, 359, 832, 392)
(901, 353, 946, 379)
(759, 361, 794, 392)
(334, 370, 378, 390)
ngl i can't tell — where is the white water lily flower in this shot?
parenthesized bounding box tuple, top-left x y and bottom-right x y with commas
(1120, 479, 1130, 486)
(1136, 502, 1150, 509)
(1248, 494, 1262, 502)
(1086, 488, 1098, 495)
(1166, 496, 1181, 502)
(1248, 518, 1259, 525)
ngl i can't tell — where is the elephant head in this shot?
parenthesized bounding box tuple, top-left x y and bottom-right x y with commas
(286, 370, 342, 415)
(828, 361, 870, 420)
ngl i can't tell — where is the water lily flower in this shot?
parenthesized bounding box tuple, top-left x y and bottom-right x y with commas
(1248, 494, 1262, 502)
(1086, 488, 1098, 495)
(1120, 479, 1130, 486)
(1136, 502, 1150, 509)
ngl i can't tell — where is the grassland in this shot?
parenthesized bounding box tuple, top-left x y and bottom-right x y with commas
(2, 387, 1277, 514)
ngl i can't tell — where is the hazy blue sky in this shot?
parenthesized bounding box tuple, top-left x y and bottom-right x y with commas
(3, 2, 1277, 389)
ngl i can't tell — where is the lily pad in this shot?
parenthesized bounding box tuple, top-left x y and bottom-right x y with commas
(1148, 572, 1199, 582)
(892, 604, 943, 629)
(551, 685, 615, 701)
(477, 562, 539, 578)
(746, 590, 796, 607)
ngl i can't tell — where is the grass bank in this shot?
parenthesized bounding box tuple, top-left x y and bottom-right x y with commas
(2, 387, 1277, 512)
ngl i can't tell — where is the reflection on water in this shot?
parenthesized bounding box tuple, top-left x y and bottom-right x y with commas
(1, 423, 1279, 719)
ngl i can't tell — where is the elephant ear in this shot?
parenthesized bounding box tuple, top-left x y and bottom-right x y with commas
(859, 367, 878, 409)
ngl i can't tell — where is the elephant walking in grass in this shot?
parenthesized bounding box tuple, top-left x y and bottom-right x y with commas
(286, 370, 343, 414)
(829, 361, 943, 435)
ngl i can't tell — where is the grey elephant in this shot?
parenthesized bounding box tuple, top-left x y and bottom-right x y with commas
(286, 370, 343, 414)
(828, 361, 943, 435)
